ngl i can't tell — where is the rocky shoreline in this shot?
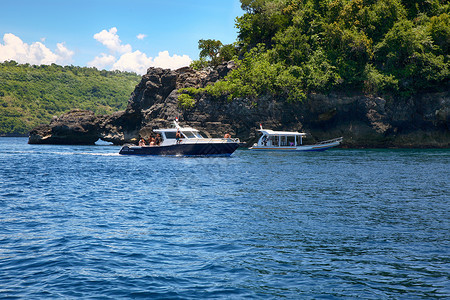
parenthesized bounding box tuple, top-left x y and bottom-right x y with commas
(1, 133, 28, 137)
(28, 63, 449, 148)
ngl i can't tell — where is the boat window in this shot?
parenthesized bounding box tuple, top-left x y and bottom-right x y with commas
(270, 136, 279, 146)
(287, 136, 296, 146)
(182, 131, 196, 139)
(194, 132, 204, 138)
(164, 132, 177, 139)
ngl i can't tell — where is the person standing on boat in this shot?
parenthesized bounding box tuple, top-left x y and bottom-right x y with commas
(262, 135, 268, 146)
(176, 129, 182, 144)
(138, 138, 146, 146)
(155, 134, 162, 146)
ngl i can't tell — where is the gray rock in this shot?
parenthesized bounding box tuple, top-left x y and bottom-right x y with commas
(28, 109, 99, 145)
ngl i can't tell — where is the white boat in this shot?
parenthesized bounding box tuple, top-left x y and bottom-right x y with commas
(250, 125, 342, 152)
(119, 120, 240, 156)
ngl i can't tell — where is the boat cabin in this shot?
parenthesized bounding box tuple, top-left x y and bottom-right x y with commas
(153, 124, 205, 146)
(255, 129, 307, 148)
(154, 126, 203, 140)
(250, 124, 342, 151)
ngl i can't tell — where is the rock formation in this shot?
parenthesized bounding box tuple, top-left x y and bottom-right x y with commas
(28, 62, 449, 148)
(28, 110, 99, 145)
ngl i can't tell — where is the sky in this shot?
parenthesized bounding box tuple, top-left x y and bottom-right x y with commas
(0, 0, 244, 74)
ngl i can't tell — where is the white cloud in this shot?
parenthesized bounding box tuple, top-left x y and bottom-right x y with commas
(112, 50, 152, 74)
(136, 34, 147, 40)
(110, 50, 192, 75)
(87, 53, 116, 70)
(0, 33, 74, 65)
(91, 28, 192, 74)
(56, 43, 74, 62)
(152, 51, 192, 70)
(93, 27, 132, 54)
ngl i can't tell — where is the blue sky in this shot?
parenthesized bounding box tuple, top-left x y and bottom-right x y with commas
(0, 0, 244, 74)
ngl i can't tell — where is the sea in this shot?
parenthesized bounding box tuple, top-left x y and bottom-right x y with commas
(0, 137, 449, 299)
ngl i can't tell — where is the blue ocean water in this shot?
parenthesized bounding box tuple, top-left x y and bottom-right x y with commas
(0, 137, 449, 299)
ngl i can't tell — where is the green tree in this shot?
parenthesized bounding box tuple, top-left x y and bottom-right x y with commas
(428, 13, 450, 55)
(190, 57, 209, 70)
(219, 44, 238, 62)
(198, 39, 223, 66)
(185, 0, 449, 103)
(236, 0, 291, 50)
(375, 19, 448, 89)
(401, 0, 442, 18)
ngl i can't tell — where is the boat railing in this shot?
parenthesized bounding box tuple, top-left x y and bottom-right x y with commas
(177, 138, 240, 144)
(317, 137, 343, 145)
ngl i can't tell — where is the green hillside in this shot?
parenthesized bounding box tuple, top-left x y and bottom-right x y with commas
(182, 0, 449, 105)
(0, 61, 140, 135)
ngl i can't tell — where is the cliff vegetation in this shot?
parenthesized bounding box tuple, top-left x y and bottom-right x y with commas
(182, 0, 449, 105)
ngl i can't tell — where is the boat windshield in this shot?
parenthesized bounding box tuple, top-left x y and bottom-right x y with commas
(194, 132, 204, 138)
(182, 131, 196, 139)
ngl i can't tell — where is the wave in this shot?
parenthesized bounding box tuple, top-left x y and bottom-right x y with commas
(3, 150, 120, 157)
(79, 152, 121, 157)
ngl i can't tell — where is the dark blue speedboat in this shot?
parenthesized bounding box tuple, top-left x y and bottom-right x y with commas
(119, 120, 240, 156)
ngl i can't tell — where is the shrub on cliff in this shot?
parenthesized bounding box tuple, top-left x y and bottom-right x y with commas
(178, 93, 196, 108)
(181, 0, 449, 105)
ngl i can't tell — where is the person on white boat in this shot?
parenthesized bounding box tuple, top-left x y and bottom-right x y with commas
(138, 138, 146, 146)
(262, 135, 268, 146)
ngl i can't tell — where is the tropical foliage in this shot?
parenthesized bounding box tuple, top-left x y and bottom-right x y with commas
(0, 61, 140, 135)
(182, 0, 449, 104)
(191, 39, 238, 69)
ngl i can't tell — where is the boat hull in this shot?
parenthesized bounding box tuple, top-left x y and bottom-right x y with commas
(119, 142, 240, 156)
(250, 140, 341, 152)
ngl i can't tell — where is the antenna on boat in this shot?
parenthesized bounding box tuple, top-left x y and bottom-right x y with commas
(174, 117, 181, 130)
(260, 123, 263, 130)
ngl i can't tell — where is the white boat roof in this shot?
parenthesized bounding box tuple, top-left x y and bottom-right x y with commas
(153, 120, 200, 133)
(154, 126, 199, 133)
(259, 129, 306, 136)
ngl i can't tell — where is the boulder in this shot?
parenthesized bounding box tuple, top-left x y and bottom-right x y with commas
(28, 109, 99, 145)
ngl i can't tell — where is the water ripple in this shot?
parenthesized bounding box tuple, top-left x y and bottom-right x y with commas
(0, 139, 449, 298)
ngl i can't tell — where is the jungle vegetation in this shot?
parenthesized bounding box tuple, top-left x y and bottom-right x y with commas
(181, 0, 449, 108)
(0, 61, 140, 135)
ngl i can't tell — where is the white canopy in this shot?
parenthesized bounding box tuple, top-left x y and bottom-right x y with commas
(259, 129, 306, 136)
(154, 127, 199, 133)
(154, 120, 200, 133)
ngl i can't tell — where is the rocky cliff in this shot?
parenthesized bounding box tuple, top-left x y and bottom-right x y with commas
(29, 63, 450, 148)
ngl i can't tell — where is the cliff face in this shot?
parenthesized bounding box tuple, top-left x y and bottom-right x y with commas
(29, 64, 449, 148)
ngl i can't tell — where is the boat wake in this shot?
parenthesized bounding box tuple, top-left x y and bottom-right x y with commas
(4, 150, 120, 157)
(79, 152, 121, 157)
